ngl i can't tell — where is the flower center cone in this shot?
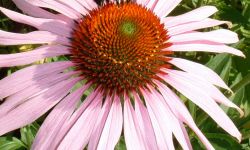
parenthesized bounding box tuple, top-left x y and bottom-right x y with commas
(71, 3, 172, 96)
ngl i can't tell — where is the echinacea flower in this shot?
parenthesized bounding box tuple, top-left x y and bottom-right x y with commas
(0, 0, 245, 149)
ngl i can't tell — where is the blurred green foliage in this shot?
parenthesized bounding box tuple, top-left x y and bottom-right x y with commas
(0, 0, 250, 149)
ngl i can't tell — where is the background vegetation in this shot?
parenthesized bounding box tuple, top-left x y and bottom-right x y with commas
(0, 0, 249, 149)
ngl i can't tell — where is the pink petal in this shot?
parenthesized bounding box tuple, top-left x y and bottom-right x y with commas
(169, 57, 231, 90)
(168, 18, 231, 36)
(48, 89, 101, 149)
(12, 0, 72, 23)
(155, 81, 215, 150)
(88, 96, 113, 150)
(160, 70, 242, 141)
(124, 95, 147, 150)
(93, 95, 123, 150)
(146, 107, 171, 149)
(143, 87, 192, 150)
(136, 0, 150, 6)
(58, 0, 88, 15)
(0, 61, 73, 99)
(179, 122, 192, 149)
(0, 7, 72, 37)
(166, 42, 244, 57)
(27, 0, 81, 19)
(165, 70, 243, 116)
(0, 30, 69, 46)
(0, 71, 77, 118)
(142, 90, 174, 150)
(146, 0, 159, 11)
(57, 92, 102, 150)
(0, 77, 79, 136)
(151, 0, 182, 18)
(31, 84, 90, 149)
(134, 93, 158, 150)
(75, 0, 98, 10)
(169, 29, 239, 44)
(0, 45, 70, 67)
(163, 6, 218, 28)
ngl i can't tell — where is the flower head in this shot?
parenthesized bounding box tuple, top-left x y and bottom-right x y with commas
(71, 2, 171, 95)
(0, 0, 245, 149)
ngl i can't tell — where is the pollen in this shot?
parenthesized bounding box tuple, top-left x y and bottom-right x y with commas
(70, 2, 172, 95)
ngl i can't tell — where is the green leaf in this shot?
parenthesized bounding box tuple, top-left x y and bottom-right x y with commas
(242, 1, 250, 21)
(206, 133, 242, 150)
(213, 0, 249, 26)
(188, 100, 197, 119)
(20, 122, 40, 149)
(206, 54, 232, 82)
(0, 137, 25, 150)
(241, 27, 250, 38)
(231, 73, 250, 94)
(228, 73, 245, 107)
(115, 136, 126, 150)
(192, 137, 205, 150)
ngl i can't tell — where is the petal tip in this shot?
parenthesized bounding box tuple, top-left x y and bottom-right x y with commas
(210, 5, 218, 12)
(237, 134, 242, 142)
(238, 108, 244, 118)
(242, 54, 246, 58)
(233, 50, 245, 58)
(225, 21, 233, 28)
(239, 52, 246, 58)
(227, 87, 234, 94)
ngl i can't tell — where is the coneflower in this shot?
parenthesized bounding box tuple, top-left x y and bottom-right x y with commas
(0, 0, 244, 149)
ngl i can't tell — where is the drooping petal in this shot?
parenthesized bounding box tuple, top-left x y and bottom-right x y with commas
(124, 95, 147, 150)
(48, 89, 101, 149)
(75, 0, 98, 10)
(168, 29, 239, 44)
(155, 80, 215, 150)
(92, 95, 123, 150)
(142, 89, 174, 150)
(0, 61, 73, 99)
(134, 93, 158, 150)
(88, 96, 113, 150)
(0, 45, 70, 67)
(56, 92, 103, 149)
(146, 0, 159, 11)
(164, 70, 243, 116)
(0, 71, 77, 118)
(0, 7, 72, 37)
(57, 0, 88, 15)
(0, 77, 79, 136)
(31, 84, 90, 149)
(148, 0, 182, 18)
(145, 108, 171, 150)
(0, 30, 69, 46)
(179, 122, 192, 149)
(136, 0, 150, 6)
(160, 70, 242, 141)
(12, 0, 72, 23)
(143, 87, 192, 150)
(26, 0, 81, 19)
(168, 57, 231, 90)
(166, 42, 244, 57)
(163, 6, 218, 28)
(168, 18, 231, 36)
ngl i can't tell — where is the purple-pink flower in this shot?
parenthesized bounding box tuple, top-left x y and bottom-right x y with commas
(0, 0, 245, 149)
